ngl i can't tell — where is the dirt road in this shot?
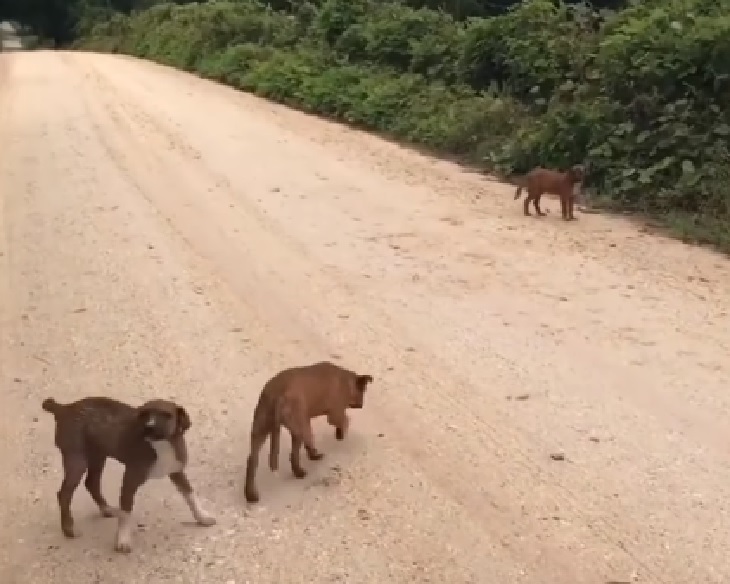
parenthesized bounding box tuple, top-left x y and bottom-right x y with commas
(1, 50, 729, 584)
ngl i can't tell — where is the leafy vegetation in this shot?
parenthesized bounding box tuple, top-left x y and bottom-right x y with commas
(8, 0, 730, 249)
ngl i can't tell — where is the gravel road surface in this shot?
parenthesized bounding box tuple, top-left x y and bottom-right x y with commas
(1, 51, 730, 584)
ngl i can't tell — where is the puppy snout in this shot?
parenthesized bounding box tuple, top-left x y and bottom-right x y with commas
(142, 420, 168, 440)
(144, 428, 167, 440)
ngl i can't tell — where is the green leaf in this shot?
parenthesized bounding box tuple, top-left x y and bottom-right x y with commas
(620, 178, 637, 191)
(558, 80, 575, 92)
(588, 144, 612, 158)
(639, 170, 654, 184)
(681, 160, 695, 174)
(658, 156, 676, 170)
(713, 124, 730, 136)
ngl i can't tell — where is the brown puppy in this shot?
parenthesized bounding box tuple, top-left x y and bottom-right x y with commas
(244, 361, 373, 503)
(513, 164, 585, 220)
(42, 396, 215, 553)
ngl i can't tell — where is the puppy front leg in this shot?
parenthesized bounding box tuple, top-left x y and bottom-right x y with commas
(169, 471, 216, 527)
(301, 421, 324, 461)
(85, 455, 115, 518)
(115, 469, 145, 553)
(329, 410, 349, 441)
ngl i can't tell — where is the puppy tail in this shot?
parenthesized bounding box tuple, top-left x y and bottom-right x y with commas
(41, 397, 61, 415)
(514, 184, 523, 200)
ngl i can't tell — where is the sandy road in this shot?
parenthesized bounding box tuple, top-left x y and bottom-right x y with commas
(1, 50, 730, 583)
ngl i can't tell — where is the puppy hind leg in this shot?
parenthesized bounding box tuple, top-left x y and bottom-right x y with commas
(289, 434, 307, 479)
(169, 471, 216, 527)
(268, 425, 281, 472)
(85, 455, 115, 518)
(58, 453, 87, 538)
(244, 432, 267, 503)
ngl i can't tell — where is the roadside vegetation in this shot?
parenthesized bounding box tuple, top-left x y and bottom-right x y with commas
(4, 0, 730, 250)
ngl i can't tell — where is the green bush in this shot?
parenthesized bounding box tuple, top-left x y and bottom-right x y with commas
(597, 3, 730, 105)
(332, 4, 461, 81)
(315, 0, 370, 47)
(198, 43, 277, 88)
(78, 0, 730, 251)
(458, 0, 599, 100)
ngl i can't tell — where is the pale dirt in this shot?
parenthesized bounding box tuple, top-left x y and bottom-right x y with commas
(1, 50, 729, 584)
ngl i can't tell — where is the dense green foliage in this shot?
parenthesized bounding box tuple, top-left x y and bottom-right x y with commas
(0, 0, 622, 45)
(19, 0, 730, 248)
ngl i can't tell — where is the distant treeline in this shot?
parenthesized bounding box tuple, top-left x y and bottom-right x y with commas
(0, 0, 627, 46)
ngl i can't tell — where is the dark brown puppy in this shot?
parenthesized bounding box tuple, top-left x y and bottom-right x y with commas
(513, 164, 585, 220)
(244, 361, 373, 503)
(42, 396, 216, 553)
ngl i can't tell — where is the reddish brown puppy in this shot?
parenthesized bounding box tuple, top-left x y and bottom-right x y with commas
(42, 396, 215, 553)
(513, 164, 585, 220)
(244, 361, 374, 503)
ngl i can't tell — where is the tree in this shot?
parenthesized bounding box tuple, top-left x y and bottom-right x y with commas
(0, 0, 173, 46)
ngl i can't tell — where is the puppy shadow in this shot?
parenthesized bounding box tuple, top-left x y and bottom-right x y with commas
(241, 420, 367, 508)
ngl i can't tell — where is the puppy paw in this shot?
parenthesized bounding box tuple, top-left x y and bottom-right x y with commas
(114, 512, 134, 553)
(196, 514, 216, 527)
(335, 427, 345, 440)
(62, 523, 81, 539)
(63, 527, 81, 539)
(307, 449, 324, 461)
(244, 489, 260, 504)
(100, 505, 118, 518)
(292, 467, 307, 479)
(114, 541, 132, 554)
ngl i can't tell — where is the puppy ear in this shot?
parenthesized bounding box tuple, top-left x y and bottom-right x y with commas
(175, 406, 191, 435)
(355, 374, 373, 391)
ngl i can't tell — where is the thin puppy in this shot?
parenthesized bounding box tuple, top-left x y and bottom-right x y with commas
(42, 396, 215, 553)
(244, 361, 374, 503)
(513, 164, 585, 220)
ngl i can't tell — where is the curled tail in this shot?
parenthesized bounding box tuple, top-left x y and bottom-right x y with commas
(42, 398, 61, 415)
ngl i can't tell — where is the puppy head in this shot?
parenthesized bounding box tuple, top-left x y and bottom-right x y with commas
(568, 164, 585, 183)
(137, 399, 191, 441)
(348, 374, 374, 409)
